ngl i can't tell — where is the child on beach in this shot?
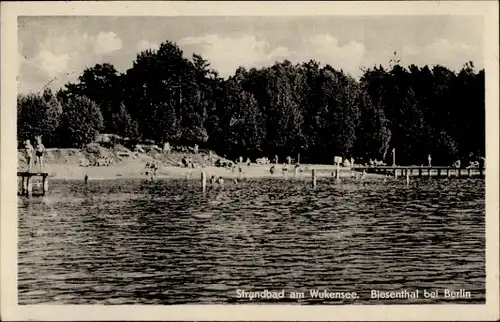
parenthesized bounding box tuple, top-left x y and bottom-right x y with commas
(282, 163, 288, 175)
(35, 137, 46, 172)
(24, 139, 34, 172)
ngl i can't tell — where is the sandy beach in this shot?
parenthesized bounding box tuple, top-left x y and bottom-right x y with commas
(28, 162, 370, 181)
(17, 146, 385, 182)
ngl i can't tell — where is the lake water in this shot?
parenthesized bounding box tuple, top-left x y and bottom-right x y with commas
(18, 177, 485, 304)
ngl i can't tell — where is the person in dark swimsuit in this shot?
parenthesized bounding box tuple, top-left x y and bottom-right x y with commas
(35, 136, 45, 172)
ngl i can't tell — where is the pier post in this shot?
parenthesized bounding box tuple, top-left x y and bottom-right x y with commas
(22, 176, 27, 195)
(26, 176, 32, 197)
(447, 169, 450, 178)
(437, 169, 441, 177)
(394, 168, 398, 179)
(457, 169, 461, 178)
(418, 168, 422, 177)
(42, 176, 49, 195)
(336, 163, 340, 180)
(312, 169, 316, 188)
(201, 171, 207, 192)
(468, 168, 472, 178)
(428, 169, 432, 179)
(406, 169, 410, 185)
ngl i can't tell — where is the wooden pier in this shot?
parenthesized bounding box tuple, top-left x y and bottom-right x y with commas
(353, 166, 485, 178)
(17, 172, 49, 197)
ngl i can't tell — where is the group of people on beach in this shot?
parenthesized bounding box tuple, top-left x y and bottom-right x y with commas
(269, 162, 303, 176)
(145, 161, 160, 177)
(23, 136, 45, 172)
(181, 156, 197, 168)
(209, 175, 226, 186)
(368, 159, 385, 167)
(91, 157, 114, 167)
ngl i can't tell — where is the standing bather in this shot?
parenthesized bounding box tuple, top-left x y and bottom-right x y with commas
(35, 136, 46, 172)
(24, 139, 34, 172)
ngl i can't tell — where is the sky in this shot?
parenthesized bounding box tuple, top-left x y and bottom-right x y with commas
(18, 15, 484, 94)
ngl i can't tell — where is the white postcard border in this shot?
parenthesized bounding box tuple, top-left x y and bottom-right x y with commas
(1, 1, 498, 321)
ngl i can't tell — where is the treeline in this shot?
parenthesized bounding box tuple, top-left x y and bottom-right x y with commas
(17, 41, 484, 165)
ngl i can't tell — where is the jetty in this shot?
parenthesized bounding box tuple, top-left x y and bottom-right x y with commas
(17, 172, 49, 197)
(352, 165, 485, 178)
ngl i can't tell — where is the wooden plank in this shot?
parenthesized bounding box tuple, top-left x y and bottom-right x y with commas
(17, 172, 48, 177)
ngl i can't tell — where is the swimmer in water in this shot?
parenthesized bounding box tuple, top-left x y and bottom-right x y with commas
(294, 163, 300, 176)
(217, 176, 224, 185)
(210, 175, 216, 184)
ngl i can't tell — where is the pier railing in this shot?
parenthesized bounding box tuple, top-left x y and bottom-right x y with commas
(352, 165, 484, 178)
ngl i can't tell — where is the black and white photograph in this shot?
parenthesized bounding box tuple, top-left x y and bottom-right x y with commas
(1, 1, 499, 321)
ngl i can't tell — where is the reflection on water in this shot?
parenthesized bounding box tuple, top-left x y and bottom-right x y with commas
(18, 178, 485, 304)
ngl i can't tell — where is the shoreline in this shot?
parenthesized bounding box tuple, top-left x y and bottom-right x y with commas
(18, 163, 483, 181)
(17, 163, 377, 181)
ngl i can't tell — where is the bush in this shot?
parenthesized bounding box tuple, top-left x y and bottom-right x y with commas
(57, 96, 104, 148)
(17, 90, 62, 146)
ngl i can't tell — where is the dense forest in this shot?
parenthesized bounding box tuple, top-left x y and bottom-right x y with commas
(17, 41, 485, 165)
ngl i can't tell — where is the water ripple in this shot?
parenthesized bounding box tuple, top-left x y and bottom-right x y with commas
(18, 178, 485, 304)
